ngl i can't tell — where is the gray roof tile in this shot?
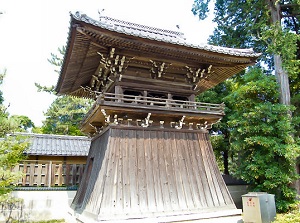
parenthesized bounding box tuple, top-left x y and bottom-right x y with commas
(72, 11, 261, 58)
(24, 133, 91, 156)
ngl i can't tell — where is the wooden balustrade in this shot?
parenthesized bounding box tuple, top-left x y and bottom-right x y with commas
(98, 92, 224, 113)
(12, 160, 85, 187)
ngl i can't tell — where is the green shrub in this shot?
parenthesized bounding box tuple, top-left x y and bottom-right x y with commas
(272, 211, 300, 223)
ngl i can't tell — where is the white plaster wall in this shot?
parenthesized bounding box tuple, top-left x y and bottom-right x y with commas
(0, 186, 247, 222)
(0, 190, 76, 222)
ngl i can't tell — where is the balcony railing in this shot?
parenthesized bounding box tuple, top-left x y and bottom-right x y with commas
(97, 92, 225, 114)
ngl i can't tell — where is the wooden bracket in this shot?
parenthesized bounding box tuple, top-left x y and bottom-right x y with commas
(97, 48, 133, 88)
(113, 115, 118, 124)
(150, 60, 170, 79)
(160, 121, 164, 128)
(175, 116, 186, 129)
(141, 113, 152, 128)
(89, 123, 98, 133)
(101, 109, 110, 124)
(185, 65, 214, 85)
(80, 86, 100, 99)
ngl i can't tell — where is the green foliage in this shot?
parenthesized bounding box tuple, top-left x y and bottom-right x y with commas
(0, 71, 30, 221)
(0, 69, 5, 104)
(192, 0, 299, 105)
(36, 46, 93, 135)
(199, 68, 300, 211)
(191, 0, 210, 20)
(261, 23, 300, 96)
(0, 128, 29, 196)
(192, 0, 299, 68)
(210, 134, 226, 173)
(42, 96, 92, 136)
(34, 83, 55, 94)
(0, 194, 24, 222)
(31, 127, 43, 134)
(47, 46, 66, 74)
(10, 115, 35, 130)
(192, 0, 300, 212)
(0, 110, 34, 136)
(197, 82, 232, 174)
(273, 210, 300, 223)
(226, 68, 299, 212)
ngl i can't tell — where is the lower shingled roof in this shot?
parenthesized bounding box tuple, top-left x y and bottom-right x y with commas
(22, 133, 91, 156)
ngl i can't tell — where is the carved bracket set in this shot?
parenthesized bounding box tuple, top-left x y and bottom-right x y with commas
(89, 49, 215, 92)
(92, 109, 215, 134)
(150, 60, 170, 79)
(90, 48, 132, 91)
(185, 65, 214, 84)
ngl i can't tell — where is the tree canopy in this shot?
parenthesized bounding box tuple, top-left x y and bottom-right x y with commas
(192, 0, 300, 212)
(42, 96, 92, 136)
(0, 69, 30, 198)
(192, 0, 300, 105)
(226, 68, 299, 211)
(36, 47, 93, 136)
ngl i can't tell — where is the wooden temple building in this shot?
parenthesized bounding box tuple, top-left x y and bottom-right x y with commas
(56, 12, 260, 222)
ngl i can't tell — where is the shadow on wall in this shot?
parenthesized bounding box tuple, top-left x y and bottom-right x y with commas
(223, 175, 248, 209)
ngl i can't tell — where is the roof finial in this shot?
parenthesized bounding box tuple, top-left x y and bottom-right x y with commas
(98, 8, 105, 20)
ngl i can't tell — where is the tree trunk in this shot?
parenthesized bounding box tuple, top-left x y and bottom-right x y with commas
(223, 149, 229, 175)
(274, 55, 291, 105)
(267, 0, 291, 106)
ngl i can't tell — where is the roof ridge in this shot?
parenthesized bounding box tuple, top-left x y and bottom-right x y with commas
(70, 12, 261, 58)
(72, 11, 186, 41)
(99, 16, 185, 38)
(14, 132, 90, 139)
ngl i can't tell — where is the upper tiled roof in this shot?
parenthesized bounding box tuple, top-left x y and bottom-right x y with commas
(23, 133, 91, 156)
(72, 11, 261, 58)
(56, 12, 261, 97)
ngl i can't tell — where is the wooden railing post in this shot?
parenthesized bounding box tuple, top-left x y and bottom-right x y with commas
(48, 161, 52, 187)
(166, 93, 172, 108)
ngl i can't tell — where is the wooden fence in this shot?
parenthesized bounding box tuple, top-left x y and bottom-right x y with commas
(12, 160, 85, 187)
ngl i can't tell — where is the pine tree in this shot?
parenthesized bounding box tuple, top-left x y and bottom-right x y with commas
(36, 47, 93, 135)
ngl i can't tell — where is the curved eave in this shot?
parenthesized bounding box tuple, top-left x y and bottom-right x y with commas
(55, 12, 261, 96)
(55, 19, 78, 94)
(72, 12, 261, 58)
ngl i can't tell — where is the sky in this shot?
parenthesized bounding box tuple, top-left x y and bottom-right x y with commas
(0, 0, 215, 127)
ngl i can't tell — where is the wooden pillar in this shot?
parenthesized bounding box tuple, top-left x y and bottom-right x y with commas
(115, 85, 123, 102)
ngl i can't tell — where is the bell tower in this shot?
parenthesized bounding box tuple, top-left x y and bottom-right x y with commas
(56, 12, 260, 222)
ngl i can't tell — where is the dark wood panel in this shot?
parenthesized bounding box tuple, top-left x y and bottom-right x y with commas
(144, 130, 156, 212)
(150, 130, 164, 212)
(136, 130, 147, 212)
(128, 129, 139, 210)
(164, 131, 180, 210)
(72, 126, 235, 220)
(13, 161, 85, 187)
